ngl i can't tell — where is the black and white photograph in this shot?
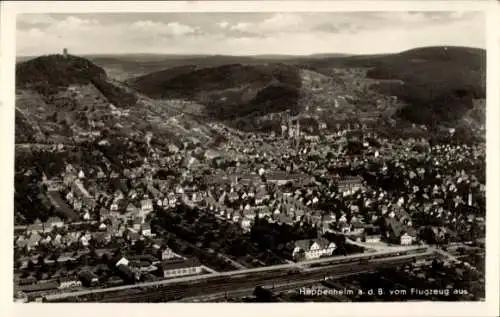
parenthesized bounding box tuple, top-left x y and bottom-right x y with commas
(2, 1, 499, 314)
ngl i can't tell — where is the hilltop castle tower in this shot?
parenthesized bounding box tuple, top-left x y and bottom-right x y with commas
(63, 48, 68, 59)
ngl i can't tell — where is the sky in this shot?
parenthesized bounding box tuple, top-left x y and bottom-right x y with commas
(16, 11, 485, 56)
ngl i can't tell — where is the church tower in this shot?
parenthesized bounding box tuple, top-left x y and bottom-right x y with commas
(281, 115, 287, 138)
(288, 115, 294, 139)
(63, 48, 68, 59)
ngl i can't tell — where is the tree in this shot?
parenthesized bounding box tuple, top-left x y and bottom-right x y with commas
(253, 286, 275, 302)
(295, 249, 306, 262)
(133, 239, 146, 254)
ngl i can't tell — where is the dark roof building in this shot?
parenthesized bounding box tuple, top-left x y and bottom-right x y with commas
(161, 258, 201, 271)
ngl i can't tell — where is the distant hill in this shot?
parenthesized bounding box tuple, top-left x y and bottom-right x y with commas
(16, 46, 486, 144)
(126, 46, 485, 132)
(366, 47, 486, 125)
(88, 55, 276, 80)
(16, 54, 138, 108)
(127, 63, 303, 120)
(15, 54, 217, 145)
(306, 46, 486, 126)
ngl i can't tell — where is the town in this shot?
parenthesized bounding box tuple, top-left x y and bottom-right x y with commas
(13, 113, 486, 302)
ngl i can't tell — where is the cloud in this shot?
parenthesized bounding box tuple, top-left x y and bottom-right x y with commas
(57, 16, 100, 29)
(259, 13, 303, 31)
(16, 12, 485, 56)
(129, 20, 197, 36)
(229, 13, 303, 35)
(17, 14, 58, 26)
(312, 22, 359, 34)
(408, 11, 472, 21)
(217, 21, 229, 29)
(230, 22, 251, 32)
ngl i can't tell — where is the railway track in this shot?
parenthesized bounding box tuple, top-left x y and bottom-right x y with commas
(54, 251, 434, 302)
(43, 246, 429, 302)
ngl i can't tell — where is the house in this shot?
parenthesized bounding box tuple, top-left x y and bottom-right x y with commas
(126, 203, 140, 215)
(64, 172, 77, 186)
(147, 184, 163, 199)
(66, 191, 74, 202)
(141, 223, 152, 237)
(258, 206, 272, 219)
(255, 189, 270, 205)
(15, 235, 27, 248)
(133, 216, 143, 230)
(382, 217, 417, 245)
(83, 210, 91, 221)
(127, 231, 142, 244)
(140, 198, 153, 214)
(337, 221, 351, 234)
(239, 217, 253, 232)
(117, 264, 140, 282)
(25, 232, 41, 250)
(291, 238, 336, 261)
(228, 190, 239, 203)
(73, 199, 83, 211)
(364, 234, 381, 243)
(400, 232, 414, 245)
(80, 234, 91, 247)
(129, 189, 138, 199)
(93, 232, 111, 245)
(266, 171, 306, 186)
(351, 220, 365, 234)
(321, 214, 335, 228)
(40, 234, 52, 245)
(161, 258, 202, 278)
(274, 213, 292, 225)
(321, 221, 333, 234)
(72, 179, 95, 208)
(241, 208, 256, 220)
(336, 176, 364, 195)
(99, 208, 111, 222)
(113, 189, 125, 201)
(65, 232, 80, 246)
(160, 247, 178, 260)
(230, 210, 241, 223)
(167, 193, 177, 207)
(26, 220, 44, 235)
(58, 277, 82, 289)
(110, 202, 119, 211)
(79, 270, 99, 287)
(19, 281, 59, 293)
(116, 257, 130, 267)
(338, 214, 348, 223)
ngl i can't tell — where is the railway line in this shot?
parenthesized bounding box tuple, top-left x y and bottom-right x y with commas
(174, 251, 436, 302)
(46, 248, 434, 302)
(43, 246, 427, 301)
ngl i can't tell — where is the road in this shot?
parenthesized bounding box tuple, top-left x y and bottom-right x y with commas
(216, 253, 247, 270)
(45, 249, 434, 302)
(428, 246, 480, 272)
